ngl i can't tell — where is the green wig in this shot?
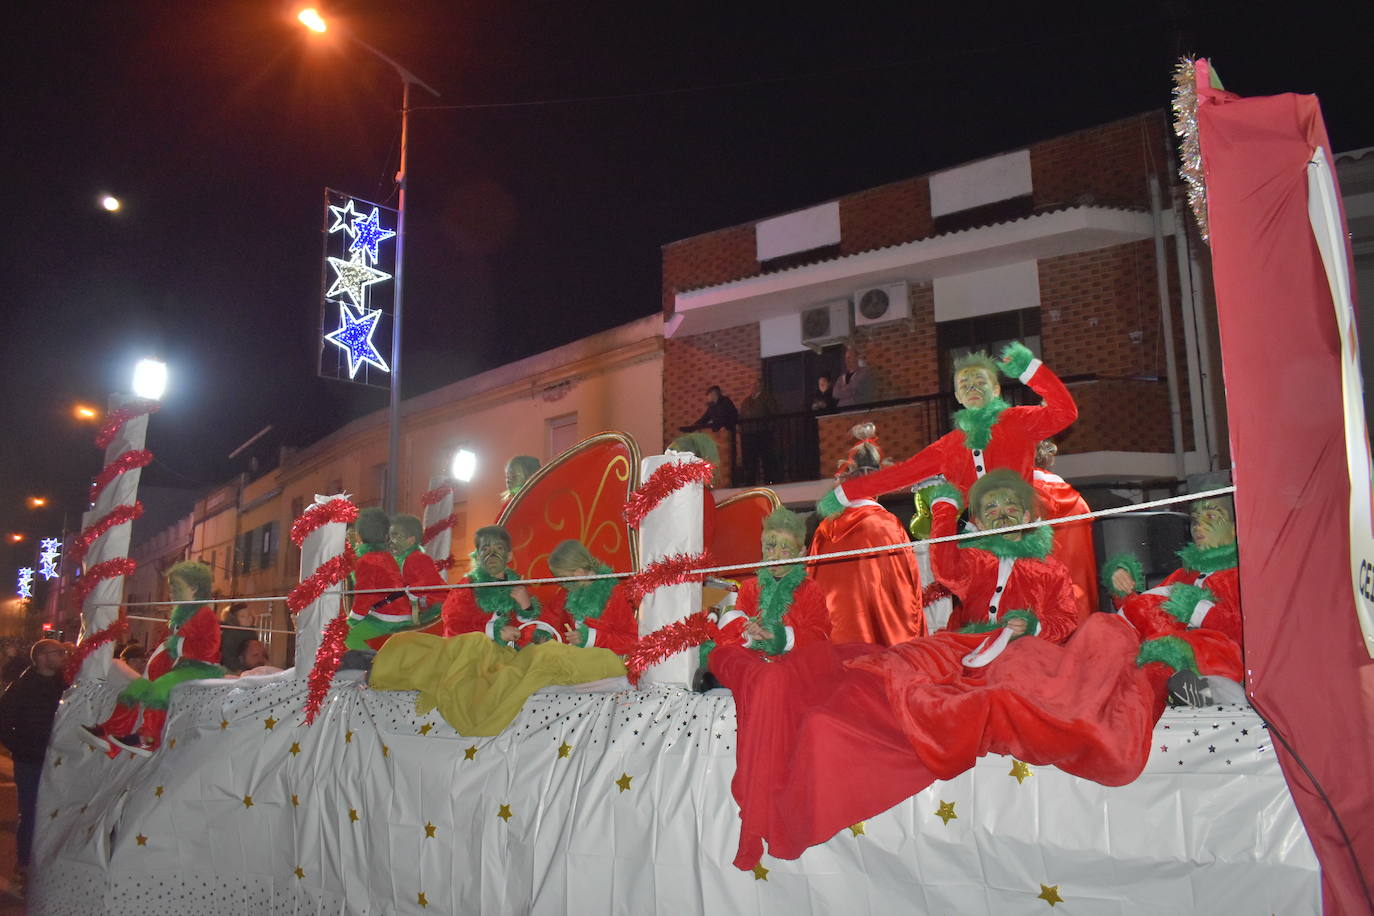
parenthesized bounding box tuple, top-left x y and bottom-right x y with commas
(669, 432, 720, 467)
(167, 560, 213, 601)
(762, 506, 807, 545)
(953, 350, 1000, 381)
(968, 469, 1039, 526)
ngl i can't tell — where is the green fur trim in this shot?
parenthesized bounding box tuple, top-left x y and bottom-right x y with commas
(1136, 636, 1199, 674)
(118, 660, 225, 710)
(961, 524, 1054, 560)
(467, 565, 539, 646)
(356, 542, 389, 558)
(817, 489, 844, 519)
(958, 619, 1003, 635)
(1177, 541, 1238, 574)
(1161, 582, 1216, 626)
(926, 482, 963, 511)
(1102, 552, 1146, 597)
(953, 398, 1010, 450)
(563, 563, 616, 647)
(999, 608, 1040, 638)
(393, 544, 423, 564)
(751, 565, 804, 656)
(998, 340, 1035, 379)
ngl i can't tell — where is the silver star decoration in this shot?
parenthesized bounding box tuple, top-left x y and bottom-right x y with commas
(328, 199, 362, 237)
(326, 252, 391, 309)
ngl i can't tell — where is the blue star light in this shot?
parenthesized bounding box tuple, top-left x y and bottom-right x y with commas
(348, 207, 397, 264)
(324, 304, 390, 378)
(327, 199, 362, 237)
(17, 567, 34, 599)
(38, 537, 61, 581)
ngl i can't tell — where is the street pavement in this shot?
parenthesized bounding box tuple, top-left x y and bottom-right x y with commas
(0, 753, 29, 913)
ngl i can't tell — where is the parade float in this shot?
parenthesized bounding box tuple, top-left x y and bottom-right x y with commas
(24, 62, 1372, 915)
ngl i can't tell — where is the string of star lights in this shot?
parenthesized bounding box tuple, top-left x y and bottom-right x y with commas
(324, 303, 390, 378)
(38, 537, 61, 581)
(17, 567, 34, 599)
(348, 207, 396, 265)
(325, 252, 391, 310)
(319, 191, 397, 388)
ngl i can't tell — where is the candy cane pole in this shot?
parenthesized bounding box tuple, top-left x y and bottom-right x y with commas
(634, 453, 707, 687)
(420, 477, 458, 573)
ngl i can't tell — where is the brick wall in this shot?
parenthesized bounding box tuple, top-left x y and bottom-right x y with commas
(662, 225, 758, 313)
(662, 324, 761, 456)
(838, 176, 935, 256)
(1030, 110, 1170, 210)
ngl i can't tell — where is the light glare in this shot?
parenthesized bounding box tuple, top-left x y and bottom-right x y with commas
(297, 8, 327, 32)
(451, 449, 477, 483)
(73, 404, 99, 421)
(101, 195, 121, 212)
(132, 359, 168, 401)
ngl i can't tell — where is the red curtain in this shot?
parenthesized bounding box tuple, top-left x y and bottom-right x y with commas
(1197, 69, 1374, 915)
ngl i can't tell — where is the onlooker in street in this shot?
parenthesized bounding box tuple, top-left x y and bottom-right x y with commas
(738, 376, 780, 485)
(832, 345, 876, 408)
(220, 603, 255, 673)
(235, 639, 272, 673)
(680, 385, 738, 433)
(0, 638, 70, 885)
(119, 643, 148, 675)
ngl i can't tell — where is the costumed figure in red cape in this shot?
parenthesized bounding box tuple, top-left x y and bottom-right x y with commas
(815, 340, 1076, 520)
(701, 470, 1204, 869)
(1032, 439, 1098, 617)
(79, 561, 225, 757)
(1102, 492, 1243, 685)
(540, 539, 640, 656)
(440, 525, 554, 646)
(809, 423, 925, 645)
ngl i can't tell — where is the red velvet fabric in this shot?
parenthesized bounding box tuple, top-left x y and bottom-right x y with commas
(541, 584, 640, 656)
(400, 550, 446, 612)
(177, 606, 221, 665)
(809, 503, 925, 645)
(733, 576, 832, 650)
(352, 551, 407, 621)
(1116, 566, 1244, 682)
(1033, 468, 1099, 617)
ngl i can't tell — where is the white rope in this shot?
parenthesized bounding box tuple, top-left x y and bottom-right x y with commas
(93, 487, 1233, 612)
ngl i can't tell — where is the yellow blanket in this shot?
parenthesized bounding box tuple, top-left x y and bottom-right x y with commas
(370, 632, 627, 736)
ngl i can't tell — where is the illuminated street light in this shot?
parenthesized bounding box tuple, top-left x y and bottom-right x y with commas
(297, 8, 327, 33)
(8, 533, 24, 544)
(73, 403, 100, 421)
(100, 195, 122, 212)
(132, 359, 168, 401)
(27, 496, 48, 509)
(451, 449, 477, 483)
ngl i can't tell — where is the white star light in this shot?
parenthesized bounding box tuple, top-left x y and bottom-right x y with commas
(17, 567, 34, 599)
(38, 537, 61, 581)
(324, 304, 390, 378)
(326, 252, 391, 309)
(349, 207, 397, 264)
(327, 199, 362, 237)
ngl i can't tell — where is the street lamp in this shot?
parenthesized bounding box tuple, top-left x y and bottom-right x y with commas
(131, 359, 168, 401)
(27, 497, 48, 509)
(73, 403, 100, 422)
(451, 448, 477, 483)
(297, 8, 440, 514)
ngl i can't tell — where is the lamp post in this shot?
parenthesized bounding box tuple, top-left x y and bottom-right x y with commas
(298, 9, 440, 514)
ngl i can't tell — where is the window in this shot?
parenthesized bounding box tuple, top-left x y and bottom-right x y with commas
(936, 308, 1042, 388)
(762, 345, 846, 413)
(547, 412, 579, 458)
(260, 522, 277, 571)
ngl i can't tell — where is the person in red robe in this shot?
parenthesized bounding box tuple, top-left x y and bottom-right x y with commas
(809, 425, 924, 645)
(1102, 493, 1243, 683)
(345, 507, 410, 651)
(540, 539, 639, 656)
(442, 526, 552, 645)
(816, 341, 1076, 519)
(711, 470, 1201, 870)
(1033, 439, 1099, 618)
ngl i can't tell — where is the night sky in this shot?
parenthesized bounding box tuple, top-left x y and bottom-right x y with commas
(4, 0, 1369, 571)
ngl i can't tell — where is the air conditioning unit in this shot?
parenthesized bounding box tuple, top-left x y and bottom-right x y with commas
(800, 300, 852, 350)
(853, 281, 911, 327)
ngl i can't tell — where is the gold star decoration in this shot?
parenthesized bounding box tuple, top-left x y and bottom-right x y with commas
(294, 866, 305, 880)
(345, 729, 354, 743)
(382, 745, 390, 758)
(1009, 760, 1032, 784)
(53, 756, 62, 768)
(752, 863, 769, 881)
(935, 801, 957, 825)
(291, 795, 300, 807)
(418, 723, 434, 735)
(136, 834, 148, 846)
(289, 742, 301, 756)
(424, 822, 437, 838)
(264, 716, 278, 730)
(464, 745, 478, 760)
(557, 741, 572, 759)
(154, 786, 164, 798)
(615, 773, 633, 793)
(348, 808, 360, 822)
(849, 822, 866, 837)
(417, 891, 429, 908)
(220, 719, 229, 730)
(1038, 884, 1064, 907)
(168, 738, 176, 749)
(497, 804, 513, 822)
(243, 795, 254, 808)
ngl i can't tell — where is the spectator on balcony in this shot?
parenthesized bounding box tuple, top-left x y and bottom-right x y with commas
(809, 374, 838, 412)
(679, 385, 738, 433)
(738, 376, 780, 485)
(831, 346, 876, 408)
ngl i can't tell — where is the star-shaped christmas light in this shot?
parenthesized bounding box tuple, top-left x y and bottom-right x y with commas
(497, 804, 513, 822)
(348, 207, 396, 264)
(557, 741, 572, 759)
(1037, 884, 1064, 907)
(752, 863, 769, 881)
(935, 801, 957, 825)
(324, 304, 389, 379)
(1009, 760, 1032, 784)
(327, 198, 361, 237)
(615, 773, 633, 793)
(38, 538, 61, 580)
(17, 567, 34, 599)
(326, 252, 391, 309)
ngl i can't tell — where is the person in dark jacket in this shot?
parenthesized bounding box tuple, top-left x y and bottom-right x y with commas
(680, 385, 738, 433)
(0, 638, 70, 877)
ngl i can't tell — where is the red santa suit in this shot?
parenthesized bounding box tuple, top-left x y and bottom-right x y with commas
(808, 501, 924, 645)
(540, 578, 640, 656)
(349, 548, 408, 626)
(1033, 468, 1099, 617)
(820, 353, 1076, 512)
(720, 572, 832, 654)
(1106, 544, 1243, 682)
(399, 547, 446, 612)
(441, 568, 550, 647)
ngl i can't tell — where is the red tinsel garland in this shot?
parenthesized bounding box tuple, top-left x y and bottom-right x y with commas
(624, 551, 712, 608)
(303, 611, 352, 725)
(286, 547, 356, 614)
(921, 581, 953, 606)
(623, 461, 715, 529)
(420, 483, 456, 507)
(290, 498, 359, 547)
(95, 401, 159, 450)
(63, 613, 128, 682)
(89, 449, 153, 504)
(625, 611, 716, 685)
(421, 513, 458, 546)
(75, 557, 138, 606)
(435, 556, 457, 573)
(69, 503, 144, 567)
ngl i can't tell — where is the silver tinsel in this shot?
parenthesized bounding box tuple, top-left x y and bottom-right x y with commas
(1172, 58, 1209, 244)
